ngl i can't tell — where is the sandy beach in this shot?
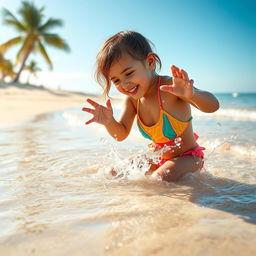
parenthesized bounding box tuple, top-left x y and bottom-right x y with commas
(0, 83, 92, 126)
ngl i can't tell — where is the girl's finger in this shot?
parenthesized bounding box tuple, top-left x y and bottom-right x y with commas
(172, 65, 179, 70)
(171, 65, 179, 77)
(173, 65, 183, 78)
(106, 99, 113, 111)
(86, 98, 99, 108)
(82, 107, 95, 114)
(181, 69, 189, 81)
(176, 68, 183, 78)
(186, 81, 192, 88)
(160, 85, 174, 93)
(85, 117, 96, 125)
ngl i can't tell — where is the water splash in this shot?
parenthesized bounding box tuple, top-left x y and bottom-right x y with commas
(204, 135, 237, 161)
(95, 137, 185, 181)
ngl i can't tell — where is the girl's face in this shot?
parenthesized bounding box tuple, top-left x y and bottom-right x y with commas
(108, 52, 156, 99)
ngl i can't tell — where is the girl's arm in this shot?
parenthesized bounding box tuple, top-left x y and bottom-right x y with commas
(183, 87, 219, 113)
(82, 97, 136, 141)
(160, 65, 219, 113)
(105, 97, 136, 141)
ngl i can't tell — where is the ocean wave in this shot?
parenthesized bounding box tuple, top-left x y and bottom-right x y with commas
(202, 138, 256, 158)
(193, 107, 256, 121)
(63, 111, 85, 127)
(62, 110, 256, 157)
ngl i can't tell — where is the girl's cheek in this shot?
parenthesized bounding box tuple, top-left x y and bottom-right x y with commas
(115, 85, 125, 94)
(115, 84, 121, 91)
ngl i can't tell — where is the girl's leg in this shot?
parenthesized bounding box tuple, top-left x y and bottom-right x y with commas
(152, 156, 203, 182)
(145, 162, 158, 176)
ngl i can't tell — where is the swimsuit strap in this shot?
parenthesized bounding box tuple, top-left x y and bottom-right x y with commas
(157, 76, 163, 110)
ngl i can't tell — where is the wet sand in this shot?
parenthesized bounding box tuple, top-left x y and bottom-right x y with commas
(1, 182, 255, 256)
(0, 83, 93, 126)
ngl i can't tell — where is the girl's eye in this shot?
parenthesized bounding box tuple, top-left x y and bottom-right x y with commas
(126, 71, 134, 76)
(113, 79, 120, 84)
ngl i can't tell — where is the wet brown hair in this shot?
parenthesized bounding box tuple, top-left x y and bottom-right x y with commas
(95, 30, 162, 97)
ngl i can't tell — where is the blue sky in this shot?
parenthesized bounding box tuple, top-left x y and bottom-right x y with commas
(0, 0, 255, 94)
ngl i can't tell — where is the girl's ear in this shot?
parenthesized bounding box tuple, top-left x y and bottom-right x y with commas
(146, 53, 156, 70)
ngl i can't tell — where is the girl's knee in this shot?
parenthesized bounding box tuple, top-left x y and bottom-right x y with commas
(160, 169, 181, 182)
(154, 167, 179, 182)
(193, 157, 204, 172)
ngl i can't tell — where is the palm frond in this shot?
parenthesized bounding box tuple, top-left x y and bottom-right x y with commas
(39, 18, 63, 32)
(37, 42, 52, 69)
(18, 1, 44, 30)
(2, 8, 18, 21)
(3, 19, 27, 31)
(39, 6, 45, 13)
(0, 37, 23, 53)
(43, 33, 70, 52)
(2, 8, 26, 31)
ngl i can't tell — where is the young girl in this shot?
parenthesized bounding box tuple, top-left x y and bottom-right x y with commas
(82, 31, 219, 182)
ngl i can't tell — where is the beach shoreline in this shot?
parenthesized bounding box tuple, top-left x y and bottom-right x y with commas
(0, 83, 97, 127)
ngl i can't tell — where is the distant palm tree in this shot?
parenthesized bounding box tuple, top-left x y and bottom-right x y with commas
(24, 60, 41, 84)
(0, 52, 16, 81)
(0, 1, 70, 83)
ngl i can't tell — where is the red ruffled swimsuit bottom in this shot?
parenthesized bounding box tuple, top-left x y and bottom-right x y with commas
(148, 133, 205, 168)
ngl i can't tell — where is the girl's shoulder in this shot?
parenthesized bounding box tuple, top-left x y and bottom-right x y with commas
(124, 96, 137, 113)
(160, 75, 178, 101)
(161, 75, 173, 86)
(159, 75, 191, 120)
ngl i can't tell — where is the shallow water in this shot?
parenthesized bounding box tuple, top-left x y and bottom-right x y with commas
(0, 93, 256, 255)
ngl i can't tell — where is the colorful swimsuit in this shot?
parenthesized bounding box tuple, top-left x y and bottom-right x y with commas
(137, 76, 205, 167)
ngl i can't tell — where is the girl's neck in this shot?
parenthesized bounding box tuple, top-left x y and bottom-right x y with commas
(143, 73, 159, 99)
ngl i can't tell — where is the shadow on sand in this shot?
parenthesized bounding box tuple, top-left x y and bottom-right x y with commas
(176, 171, 256, 224)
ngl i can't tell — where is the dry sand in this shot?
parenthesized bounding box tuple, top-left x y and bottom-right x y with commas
(0, 83, 96, 126)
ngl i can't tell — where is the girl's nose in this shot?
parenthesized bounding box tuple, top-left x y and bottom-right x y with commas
(122, 79, 130, 88)
(124, 79, 131, 87)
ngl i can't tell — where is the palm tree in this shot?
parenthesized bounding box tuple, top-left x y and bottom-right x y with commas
(24, 60, 41, 84)
(0, 1, 70, 83)
(0, 52, 16, 81)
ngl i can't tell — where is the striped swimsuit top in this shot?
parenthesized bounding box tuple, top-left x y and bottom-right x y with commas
(137, 76, 192, 147)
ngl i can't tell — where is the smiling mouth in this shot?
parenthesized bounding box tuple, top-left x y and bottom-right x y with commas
(126, 85, 139, 95)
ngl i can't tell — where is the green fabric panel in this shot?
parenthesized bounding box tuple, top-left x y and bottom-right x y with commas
(137, 120, 152, 140)
(162, 114, 177, 139)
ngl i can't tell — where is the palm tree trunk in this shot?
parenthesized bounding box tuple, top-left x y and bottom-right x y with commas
(12, 47, 33, 83)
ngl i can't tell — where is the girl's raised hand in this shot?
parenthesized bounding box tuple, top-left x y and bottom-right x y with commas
(82, 98, 113, 125)
(160, 65, 194, 99)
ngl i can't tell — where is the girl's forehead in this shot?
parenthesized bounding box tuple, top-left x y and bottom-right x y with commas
(109, 53, 138, 77)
